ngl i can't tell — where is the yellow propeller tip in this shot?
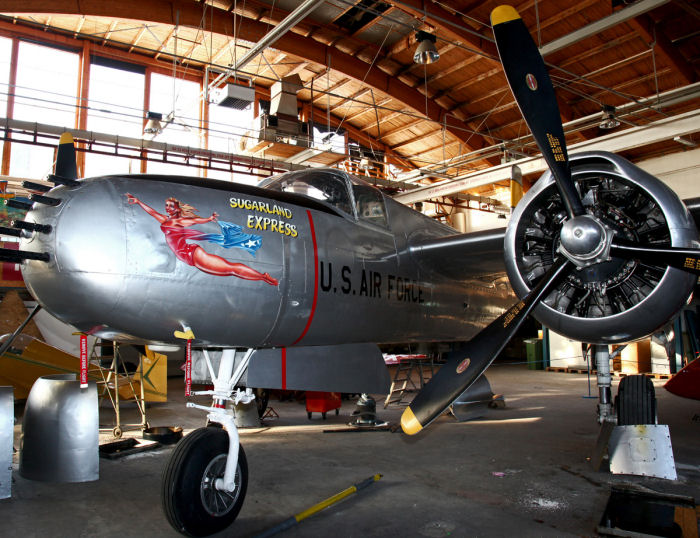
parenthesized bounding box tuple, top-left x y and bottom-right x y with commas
(491, 5, 520, 26)
(400, 406, 423, 435)
(59, 132, 74, 145)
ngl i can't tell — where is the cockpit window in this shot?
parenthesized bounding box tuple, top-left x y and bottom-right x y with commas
(260, 170, 353, 216)
(260, 169, 389, 228)
(352, 183, 388, 228)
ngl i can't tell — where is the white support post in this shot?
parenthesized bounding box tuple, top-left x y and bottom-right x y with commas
(186, 348, 256, 493)
(594, 344, 614, 424)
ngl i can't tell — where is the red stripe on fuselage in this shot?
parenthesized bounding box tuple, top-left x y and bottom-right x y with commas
(291, 210, 318, 345)
(281, 347, 287, 390)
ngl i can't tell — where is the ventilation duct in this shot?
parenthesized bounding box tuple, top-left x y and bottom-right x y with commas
(212, 82, 255, 110)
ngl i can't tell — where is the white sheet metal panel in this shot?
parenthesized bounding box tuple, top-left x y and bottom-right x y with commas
(0, 387, 12, 499)
(609, 424, 677, 480)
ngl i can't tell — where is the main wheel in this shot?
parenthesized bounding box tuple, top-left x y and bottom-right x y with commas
(616, 375, 656, 425)
(162, 427, 248, 536)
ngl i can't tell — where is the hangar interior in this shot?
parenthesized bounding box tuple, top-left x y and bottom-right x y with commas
(0, 1, 699, 537)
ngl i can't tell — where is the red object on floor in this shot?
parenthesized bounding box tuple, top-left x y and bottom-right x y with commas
(305, 391, 341, 418)
(664, 358, 700, 400)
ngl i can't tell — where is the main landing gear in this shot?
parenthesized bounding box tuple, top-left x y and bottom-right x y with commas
(162, 348, 255, 536)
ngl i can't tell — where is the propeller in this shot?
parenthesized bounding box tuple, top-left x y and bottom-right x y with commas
(49, 132, 79, 186)
(490, 5, 584, 219)
(401, 258, 570, 434)
(609, 241, 700, 275)
(400, 4, 700, 435)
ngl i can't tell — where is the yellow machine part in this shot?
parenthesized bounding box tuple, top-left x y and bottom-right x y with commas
(0, 338, 167, 401)
(132, 347, 167, 402)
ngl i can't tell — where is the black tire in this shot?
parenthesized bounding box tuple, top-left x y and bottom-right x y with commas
(255, 389, 270, 418)
(616, 375, 656, 425)
(162, 427, 248, 536)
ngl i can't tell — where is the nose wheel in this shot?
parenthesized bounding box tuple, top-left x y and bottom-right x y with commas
(162, 427, 248, 536)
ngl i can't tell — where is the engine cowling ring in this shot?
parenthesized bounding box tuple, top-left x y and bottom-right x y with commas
(504, 151, 697, 344)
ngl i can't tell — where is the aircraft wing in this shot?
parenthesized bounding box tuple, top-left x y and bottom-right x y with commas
(684, 197, 700, 228)
(410, 195, 700, 283)
(408, 227, 508, 282)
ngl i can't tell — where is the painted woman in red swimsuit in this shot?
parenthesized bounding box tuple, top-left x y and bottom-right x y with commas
(125, 193, 278, 286)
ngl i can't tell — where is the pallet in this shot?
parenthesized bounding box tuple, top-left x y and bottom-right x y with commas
(612, 371, 673, 380)
(546, 367, 673, 380)
(546, 366, 596, 374)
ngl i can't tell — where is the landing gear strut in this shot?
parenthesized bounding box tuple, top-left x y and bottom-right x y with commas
(162, 348, 255, 536)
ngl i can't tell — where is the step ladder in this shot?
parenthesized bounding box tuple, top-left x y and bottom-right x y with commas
(92, 340, 148, 438)
(383, 356, 435, 408)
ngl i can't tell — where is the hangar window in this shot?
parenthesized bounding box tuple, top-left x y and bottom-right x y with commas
(207, 98, 256, 184)
(312, 123, 346, 154)
(84, 57, 145, 176)
(147, 73, 202, 176)
(10, 41, 79, 178)
(0, 37, 11, 166)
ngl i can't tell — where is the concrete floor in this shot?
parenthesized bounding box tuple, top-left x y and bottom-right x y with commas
(4, 364, 700, 537)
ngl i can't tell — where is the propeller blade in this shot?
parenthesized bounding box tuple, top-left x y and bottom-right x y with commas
(401, 257, 570, 435)
(610, 241, 700, 275)
(55, 132, 78, 180)
(491, 6, 583, 218)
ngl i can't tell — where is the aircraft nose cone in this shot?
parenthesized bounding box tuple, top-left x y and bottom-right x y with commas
(21, 179, 127, 325)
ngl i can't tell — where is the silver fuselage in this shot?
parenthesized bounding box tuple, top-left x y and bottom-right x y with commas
(20, 173, 513, 348)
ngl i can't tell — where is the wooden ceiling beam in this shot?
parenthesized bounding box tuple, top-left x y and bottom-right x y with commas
(310, 77, 352, 103)
(73, 15, 85, 38)
(423, 54, 483, 86)
(350, 6, 397, 38)
(330, 87, 372, 112)
(390, 127, 444, 150)
(128, 24, 149, 53)
(627, 14, 697, 84)
(378, 117, 424, 140)
(532, 0, 601, 34)
(0, 18, 202, 79)
(102, 20, 118, 46)
(344, 96, 392, 123)
(210, 41, 237, 66)
(4, 0, 499, 163)
(154, 27, 176, 61)
(285, 60, 310, 77)
(360, 109, 406, 131)
(389, 0, 499, 64)
(557, 34, 638, 70)
(414, 138, 461, 155)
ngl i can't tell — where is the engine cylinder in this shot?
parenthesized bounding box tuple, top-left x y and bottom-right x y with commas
(504, 151, 697, 344)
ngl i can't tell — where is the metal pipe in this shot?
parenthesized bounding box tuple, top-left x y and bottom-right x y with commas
(0, 248, 49, 262)
(11, 220, 51, 234)
(28, 193, 60, 206)
(0, 304, 41, 357)
(207, 0, 326, 92)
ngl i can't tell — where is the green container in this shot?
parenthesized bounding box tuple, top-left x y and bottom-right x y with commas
(524, 338, 543, 370)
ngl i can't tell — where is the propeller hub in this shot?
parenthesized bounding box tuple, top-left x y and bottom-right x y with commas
(558, 215, 613, 268)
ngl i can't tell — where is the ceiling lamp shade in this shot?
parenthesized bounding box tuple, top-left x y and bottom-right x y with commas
(599, 104, 620, 130)
(144, 111, 163, 135)
(414, 31, 439, 65)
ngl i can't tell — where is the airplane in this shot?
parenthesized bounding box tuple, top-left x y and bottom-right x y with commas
(3, 4, 700, 536)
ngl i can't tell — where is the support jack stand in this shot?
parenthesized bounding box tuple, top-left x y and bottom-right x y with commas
(597, 485, 698, 537)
